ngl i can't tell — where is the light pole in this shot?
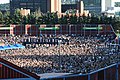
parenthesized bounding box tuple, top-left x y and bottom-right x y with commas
(116, 30, 119, 80)
(69, 24, 71, 35)
(58, 40, 62, 72)
(117, 30, 120, 52)
(117, 30, 120, 45)
(83, 24, 86, 37)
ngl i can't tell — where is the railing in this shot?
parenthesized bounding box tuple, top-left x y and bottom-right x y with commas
(8, 24, 116, 36)
(40, 63, 120, 80)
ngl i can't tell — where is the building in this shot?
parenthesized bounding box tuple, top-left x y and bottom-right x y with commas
(102, 0, 120, 17)
(77, 0, 84, 14)
(10, 0, 61, 14)
(62, 0, 101, 15)
(62, 1, 83, 13)
(62, 0, 89, 16)
(62, 0, 84, 13)
(62, 4, 77, 13)
(83, 0, 101, 14)
(101, 0, 111, 12)
(20, 8, 30, 16)
(47, 0, 61, 13)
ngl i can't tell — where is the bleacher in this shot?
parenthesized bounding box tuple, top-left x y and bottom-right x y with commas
(0, 58, 40, 80)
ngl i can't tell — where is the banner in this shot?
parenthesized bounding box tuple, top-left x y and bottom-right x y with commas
(39, 27, 60, 30)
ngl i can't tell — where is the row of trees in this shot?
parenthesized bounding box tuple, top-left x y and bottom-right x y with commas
(0, 9, 120, 31)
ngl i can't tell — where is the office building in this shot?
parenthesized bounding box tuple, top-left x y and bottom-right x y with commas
(10, 0, 61, 14)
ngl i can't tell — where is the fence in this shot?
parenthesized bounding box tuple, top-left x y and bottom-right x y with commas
(41, 63, 120, 80)
(9, 24, 116, 36)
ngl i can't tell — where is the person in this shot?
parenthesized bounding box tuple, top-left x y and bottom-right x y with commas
(0, 34, 119, 74)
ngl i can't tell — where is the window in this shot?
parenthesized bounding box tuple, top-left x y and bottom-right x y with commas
(20, 3, 26, 5)
(27, 3, 33, 5)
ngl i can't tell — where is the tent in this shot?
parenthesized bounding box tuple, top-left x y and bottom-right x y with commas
(8, 45, 18, 49)
(0, 46, 5, 50)
(3, 45, 12, 50)
(0, 44, 25, 50)
(14, 44, 25, 49)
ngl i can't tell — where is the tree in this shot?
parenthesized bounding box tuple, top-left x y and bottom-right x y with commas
(3, 11, 10, 25)
(112, 16, 120, 31)
(12, 9, 22, 24)
(35, 7, 42, 19)
(0, 11, 3, 24)
(27, 13, 36, 24)
(77, 16, 83, 24)
(22, 16, 28, 24)
(36, 16, 43, 24)
(69, 14, 77, 24)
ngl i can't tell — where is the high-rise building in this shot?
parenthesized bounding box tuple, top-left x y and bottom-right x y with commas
(47, 0, 61, 13)
(10, 0, 61, 14)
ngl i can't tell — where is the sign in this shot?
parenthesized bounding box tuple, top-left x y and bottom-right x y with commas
(0, 27, 13, 30)
(39, 27, 60, 30)
(82, 26, 103, 30)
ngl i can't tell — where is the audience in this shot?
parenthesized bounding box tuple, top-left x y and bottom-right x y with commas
(0, 34, 119, 74)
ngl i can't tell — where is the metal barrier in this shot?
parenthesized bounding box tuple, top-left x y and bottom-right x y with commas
(9, 24, 116, 36)
(41, 63, 120, 80)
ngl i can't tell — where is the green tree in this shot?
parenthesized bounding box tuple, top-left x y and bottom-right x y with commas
(77, 15, 83, 24)
(22, 16, 28, 24)
(3, 11, 10, 25)
(37, 16, 43, 24)
(12, 9, 22, 24)
(112, 16, 120, 31)
(35, 7, 42, 19)
(0, 11, 3, 24)
(27, 13, 36, 24)
(69, 14, 77, 24)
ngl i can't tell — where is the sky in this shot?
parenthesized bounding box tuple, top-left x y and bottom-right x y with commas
(0, 0, 9, 4)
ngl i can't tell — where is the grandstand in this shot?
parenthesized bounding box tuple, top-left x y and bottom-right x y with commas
(40, 63, 120, 80)
(1, 56, 120, 80)
(0, 24, 120, 80)
(0, 58, 40, 80)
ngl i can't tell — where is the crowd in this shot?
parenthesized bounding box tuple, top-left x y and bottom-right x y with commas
(0, 34, 120, 74)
